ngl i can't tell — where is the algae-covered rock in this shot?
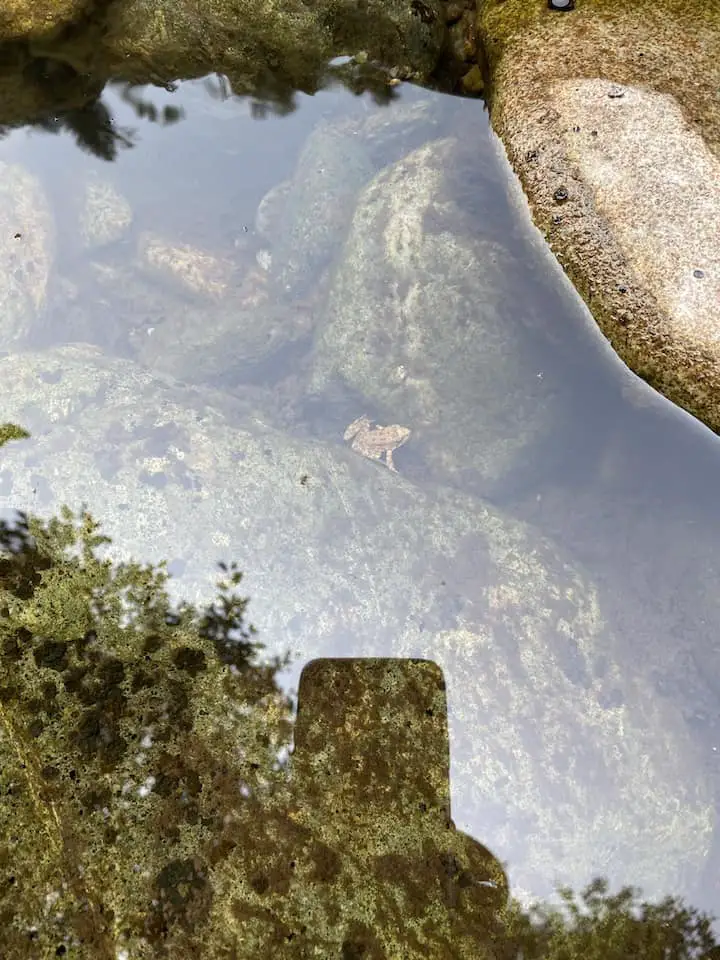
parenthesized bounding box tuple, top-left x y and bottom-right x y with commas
(309, 136, 571, 496)
(134, 290, 315, 384)
(347, 89, 452, 167)
(78, 172, 133, 249)
(42, 263, 184, 358)
(254, 94, 454, 299)
(101, 0, 447, 98)
(0, 343, 712, 906)
(383, 620, 712, 905)
(0, 161, 53, 347)
(137, 231, 237, 300)
(0, 0, 88, 41)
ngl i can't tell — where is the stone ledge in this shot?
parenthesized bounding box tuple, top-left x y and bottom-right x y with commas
(478, 0, 720, 433)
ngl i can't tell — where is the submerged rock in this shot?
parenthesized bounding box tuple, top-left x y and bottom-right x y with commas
(0, 160, 53, 347)
(256, 96, 458, 301)
(78, 172, 133, 249)
(134, 293, 315, 384)
(309, 136, 570, 496)
(137, 230, 237, 300)
(258, 119, 375, 300)
(0, 342, 712, 905)
(132, 232, 315, 382)
(42, 262, 187, 358)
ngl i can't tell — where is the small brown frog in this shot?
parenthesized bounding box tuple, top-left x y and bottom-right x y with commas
(343, 415, 411, 472)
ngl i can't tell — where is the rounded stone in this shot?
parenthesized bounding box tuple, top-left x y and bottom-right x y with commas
(78, 173, 133, 249)
(310, 136, 577, 496)
(0, 160, 53, 347)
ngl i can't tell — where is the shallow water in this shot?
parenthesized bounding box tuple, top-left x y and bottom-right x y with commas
(2, 71, 720, 947)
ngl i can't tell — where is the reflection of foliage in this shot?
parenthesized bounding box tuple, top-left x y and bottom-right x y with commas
(0, 506, 510, 958)
(0, 423, 30, 447)
(32, 95, 135, 161)
(117, 81, 185, 127)
(0, 484, 716, 954)
(502, 878, 720, 959)
(0, 505, 293, 957)
(34, 81, 185, 163)
(197, 72, 296, 118)
(321, 57, 401, 106)
(5, 58, 399, 161)
(201, 59, 401, 117)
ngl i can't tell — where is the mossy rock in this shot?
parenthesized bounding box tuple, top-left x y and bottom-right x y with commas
(78, 172, 133, 250)
(0, 0, 88, 41)
(101, 0, 447, 94)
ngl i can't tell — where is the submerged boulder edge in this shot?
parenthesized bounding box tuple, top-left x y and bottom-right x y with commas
(477, 0, 720, 434)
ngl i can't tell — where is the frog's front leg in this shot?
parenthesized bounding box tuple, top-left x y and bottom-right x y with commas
(385, 449, 398, 472)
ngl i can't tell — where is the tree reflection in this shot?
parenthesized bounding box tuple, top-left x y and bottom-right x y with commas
(118, 81, 184, 127)
(32, 95, 135, 161)
(0, 503, 294, 956)
(2, 57, 402, 162)
(503, 879, 720, 959)
(0, 474, 716, 955)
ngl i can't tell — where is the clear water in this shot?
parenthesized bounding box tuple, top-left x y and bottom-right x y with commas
(2, 73, 719, 942)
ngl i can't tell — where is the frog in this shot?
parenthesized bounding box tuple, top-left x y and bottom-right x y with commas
(343, 414, 411, 471)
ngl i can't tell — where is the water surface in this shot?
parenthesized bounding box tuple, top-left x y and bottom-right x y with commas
(2, 70, 720, 949)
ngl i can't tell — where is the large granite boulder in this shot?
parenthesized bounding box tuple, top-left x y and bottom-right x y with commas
(477, 0, 720, 435)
